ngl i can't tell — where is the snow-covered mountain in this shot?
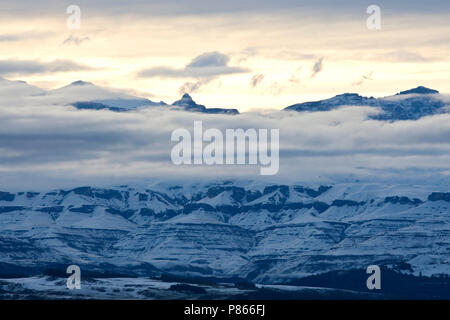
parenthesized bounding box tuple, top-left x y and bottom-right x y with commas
(172, 93, 239, 115)
(1, 78, 447, 120)
(48, 80, 164, 111)
(1, 182, 448, 283)
(63, 83, 239, 114)
(284, 86, 448, 121)
(0, 78, 239, 114)
(0, 77, 45, 97)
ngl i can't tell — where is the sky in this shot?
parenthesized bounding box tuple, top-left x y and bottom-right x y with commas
(0, 1, 449, 189)
(0, 0, 449, 111)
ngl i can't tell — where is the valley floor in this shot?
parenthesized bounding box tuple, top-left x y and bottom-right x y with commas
(0, 276, 381, 300)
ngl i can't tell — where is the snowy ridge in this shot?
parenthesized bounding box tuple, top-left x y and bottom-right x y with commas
(285, 86, 448, 121)
(0, 78, 238, 114)
(0, 182, 449, 282)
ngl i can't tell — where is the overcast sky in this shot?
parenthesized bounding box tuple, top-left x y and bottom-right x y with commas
(0, 0, 449, 110)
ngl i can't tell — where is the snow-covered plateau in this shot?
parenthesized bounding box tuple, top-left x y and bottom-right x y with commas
(0, 182, 449, 294)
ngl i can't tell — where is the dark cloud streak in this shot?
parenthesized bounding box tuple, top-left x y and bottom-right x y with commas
(138, 52, 248, 79)
(0, 59, 94, 76)
(311, 57, 324, 78)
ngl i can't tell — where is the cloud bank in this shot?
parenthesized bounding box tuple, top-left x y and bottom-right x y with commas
(0, 86, 449, 189)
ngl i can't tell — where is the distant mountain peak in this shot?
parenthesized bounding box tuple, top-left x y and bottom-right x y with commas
(397, 86, 439, 95)
(172, 93, 239, 115)
(174, 93, 195, 106)
(0, 77, 29, 85)
(70, 80, 93, 86)
(0, 77, 46, 96)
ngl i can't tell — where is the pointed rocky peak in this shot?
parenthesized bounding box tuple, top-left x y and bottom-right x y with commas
(397, 86, 439, 95)
(171, 93, 239, 115)
(173, 93, 196, 106)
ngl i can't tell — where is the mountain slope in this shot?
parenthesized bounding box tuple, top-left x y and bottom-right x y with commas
(50, 81, 239, 114)
(0, 78, 239, 114)
(48, 80, 164, 111)
(0, 77, 45, 97)
(0, 182, 448, 282)
(285, 86, 447, 121)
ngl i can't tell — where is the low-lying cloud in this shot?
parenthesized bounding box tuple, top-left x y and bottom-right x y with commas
(0, 89, 449, 189)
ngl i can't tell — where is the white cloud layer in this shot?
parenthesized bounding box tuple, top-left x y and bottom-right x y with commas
(0, 83, 449, 190)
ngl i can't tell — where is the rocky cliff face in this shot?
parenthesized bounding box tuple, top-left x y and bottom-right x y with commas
(285, 86, 447, 121)
(1, 182, 449, 283)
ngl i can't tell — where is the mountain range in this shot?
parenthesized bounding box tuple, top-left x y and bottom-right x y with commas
(0, 78, 239, 115)
(1, 77, 448, 120)
(0, 182, 449, 285)
(0, 78, 449, 298)
(285, 86, 448, 121)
